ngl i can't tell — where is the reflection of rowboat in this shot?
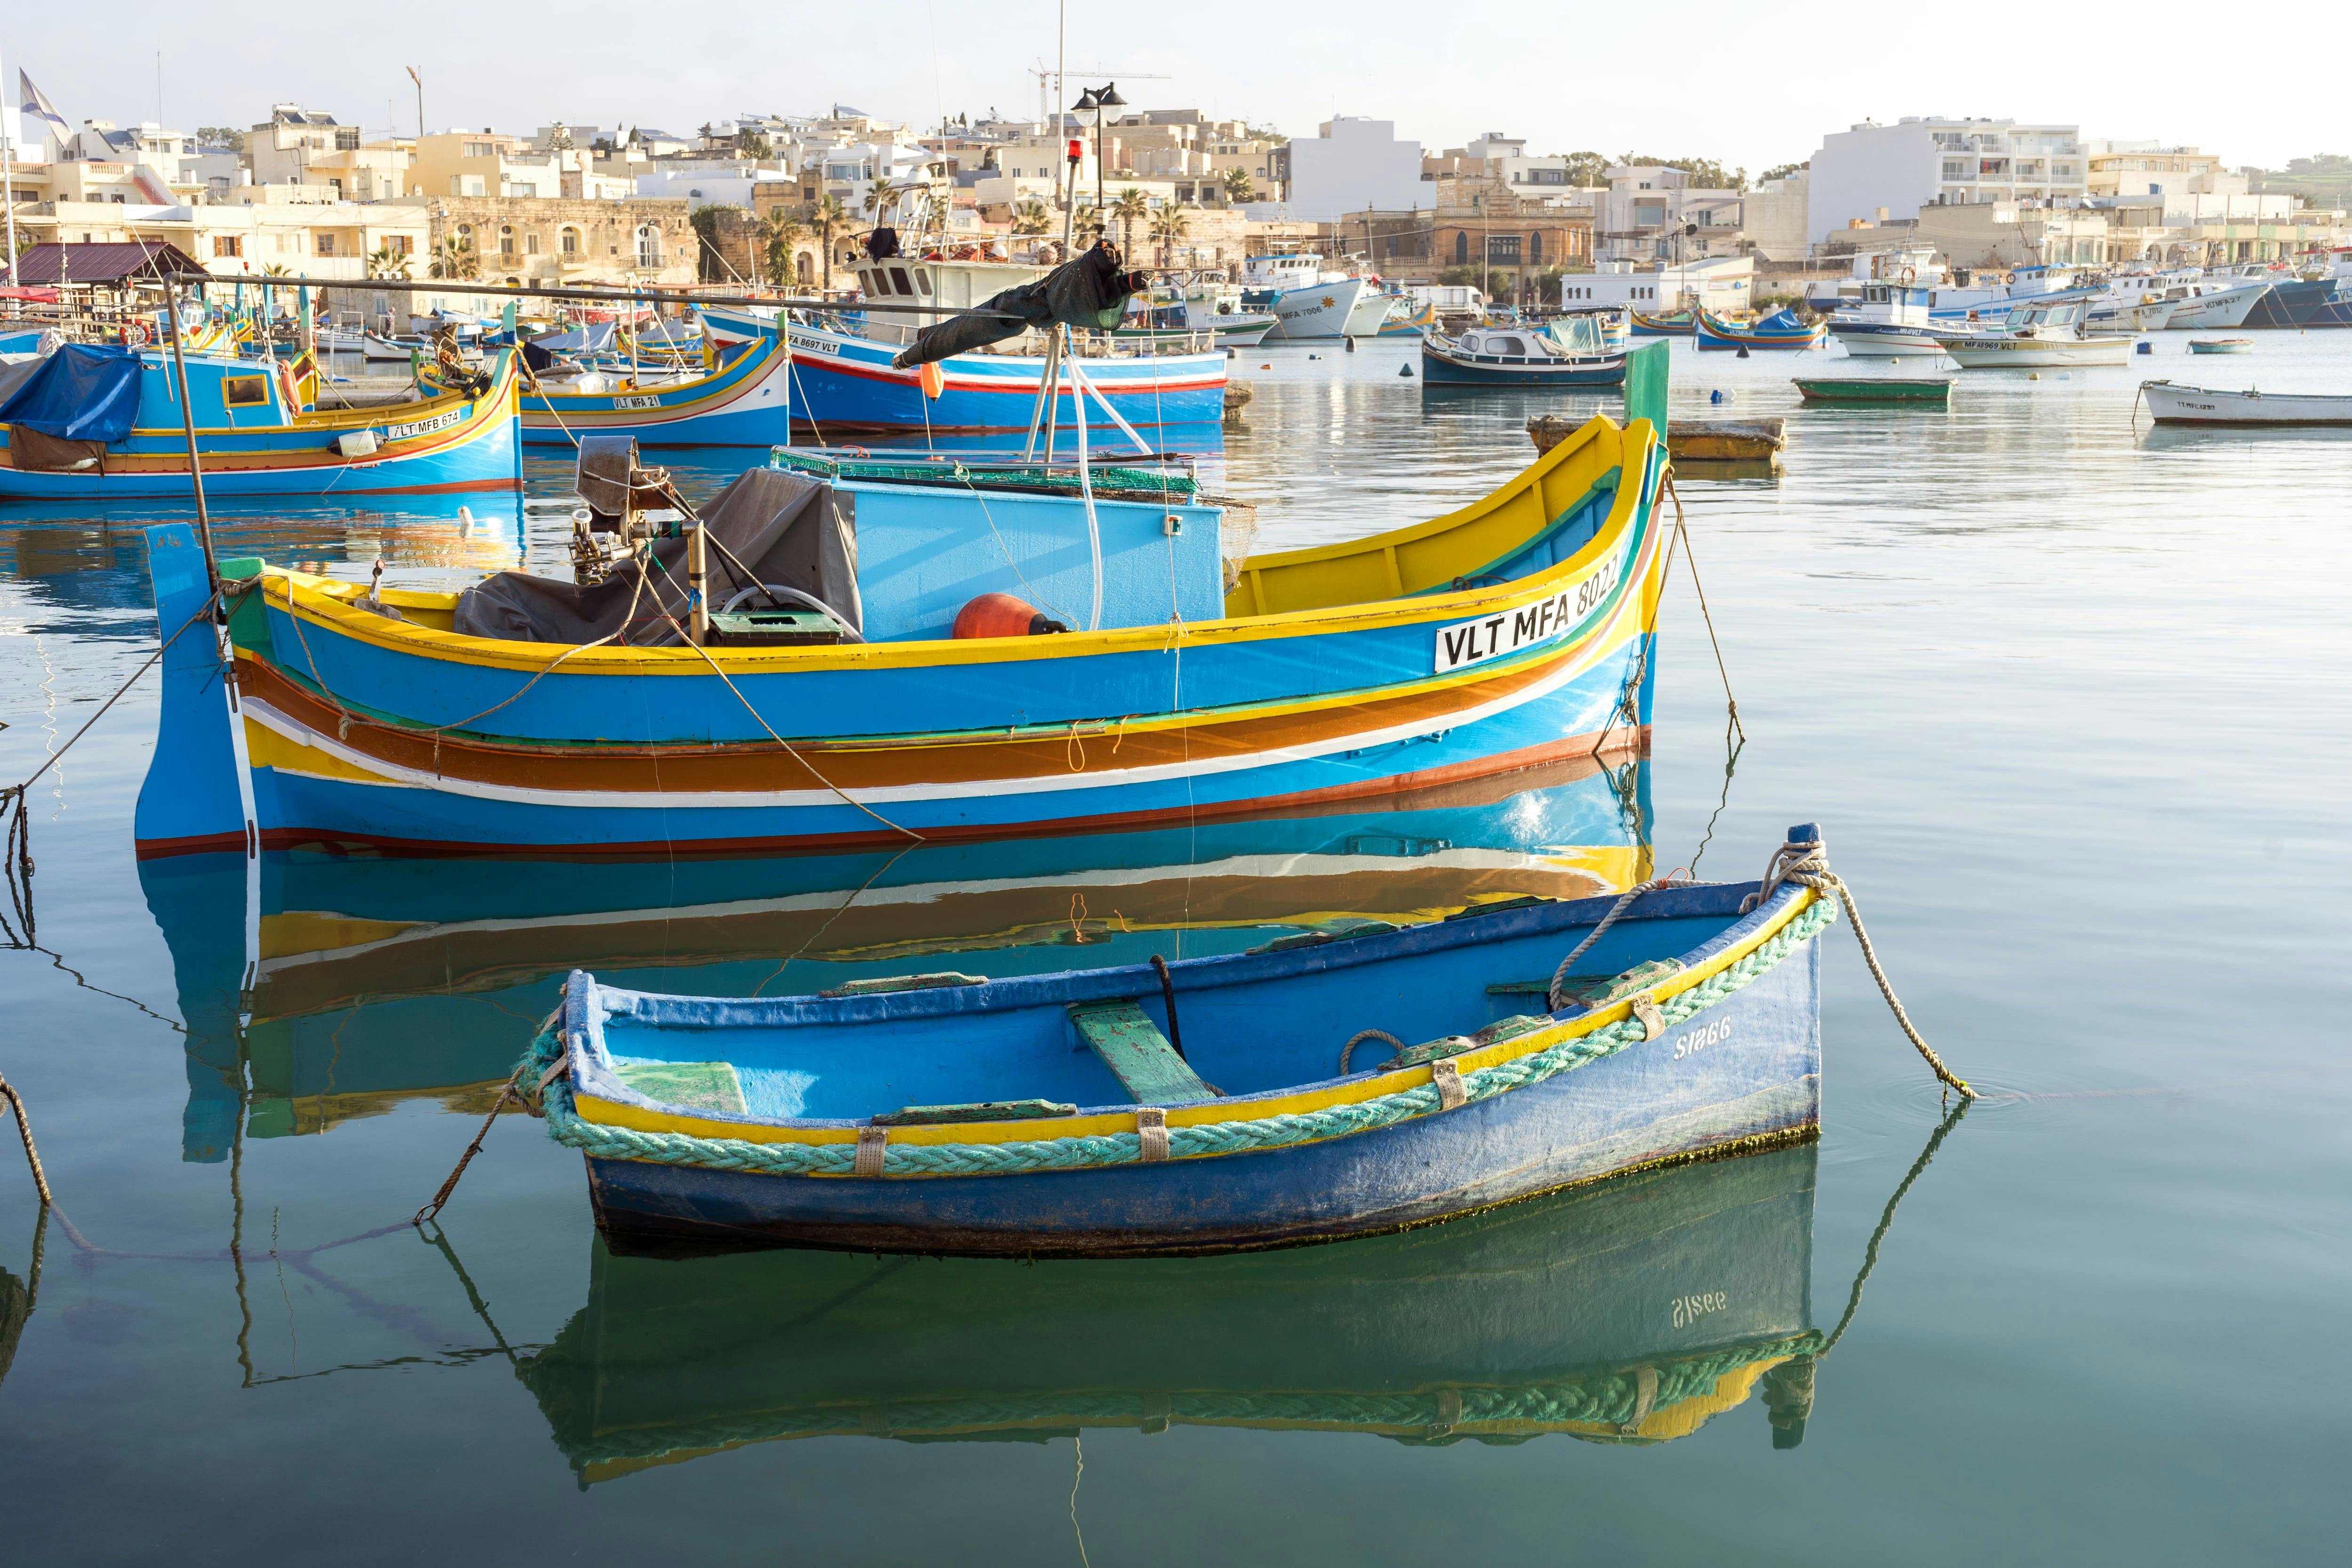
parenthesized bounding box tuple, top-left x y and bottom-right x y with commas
(543, 826, 1832, 1254)
(143, 764, 1654, 1158)
(517, 1141, 1824, 1482)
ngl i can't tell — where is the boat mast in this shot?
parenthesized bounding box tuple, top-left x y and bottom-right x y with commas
(0, 45, 18, 287)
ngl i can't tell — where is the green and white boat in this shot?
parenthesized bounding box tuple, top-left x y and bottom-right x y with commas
(1792, 377, 1952, 404)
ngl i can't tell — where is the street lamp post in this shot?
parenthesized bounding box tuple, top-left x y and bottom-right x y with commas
(1071, 81, 1125, 246)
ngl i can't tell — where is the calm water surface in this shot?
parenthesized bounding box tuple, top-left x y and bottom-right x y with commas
(3, 332, 2348, 1562)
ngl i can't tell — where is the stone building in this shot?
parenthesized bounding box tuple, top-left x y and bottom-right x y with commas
(382, 194, 700, 289)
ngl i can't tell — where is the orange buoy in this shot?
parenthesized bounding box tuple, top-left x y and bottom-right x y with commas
(919, 360, 946, 399)
(952, 592, 1068, 639)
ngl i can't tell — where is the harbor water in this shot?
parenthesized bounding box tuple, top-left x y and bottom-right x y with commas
(2, 333, 2348, 1560)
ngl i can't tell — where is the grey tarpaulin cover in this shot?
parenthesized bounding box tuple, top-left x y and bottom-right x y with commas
(451, 467, 860, 646)
(890, 244, 1147, 367)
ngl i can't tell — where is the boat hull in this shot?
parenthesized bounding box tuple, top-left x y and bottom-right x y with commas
(2241, 279, 2333, 330)
(1830, 323, 1941, 357)
(1936, 336, 2134, 369)
(0, 357, 522, 499)
(572, 879, 1822, 1255)
(785, 322, 1226, 433)
(1793, 377, 1950, 403)
(1694, 311, 1826, 351)
(2163, 283, 2267, 330)
(1421, 341, 1628, 385)
(1253, 274, 1377, 340)
(2142, 380, 2352, 425)
(500, 333, 791, 447)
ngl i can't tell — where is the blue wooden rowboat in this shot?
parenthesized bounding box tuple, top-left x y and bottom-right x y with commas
(1694, 307, 1827, 352)
(532, 826, 1833, 1254)
(706, 307, 1227, 435)
(517, 1142, 1822, 1478)
(0, 341, 522, 499)
(421, 329, 791, 448)
(134, 411, 1665, 858)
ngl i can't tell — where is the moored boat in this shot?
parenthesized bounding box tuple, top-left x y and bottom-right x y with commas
(1421, 317, 1627, 385)
(2187, 338, 2252, 354)
(2139, 379, 2352, 425)
(132, 409, 1666, 858)
(1933, 300, 2134, 368)
(1829, 281, 1942, 358)
(1695, 307, 1826, 352)
(0, 341, 520, 499)
(426, 328, 791, 447)
(2160, 278, 2271, 330)
(1241, 253, 1389, 339)
(1629, 309, 1694, 337)
(1793, 376, 1952, 404)
(533, 823, 1837, 1254)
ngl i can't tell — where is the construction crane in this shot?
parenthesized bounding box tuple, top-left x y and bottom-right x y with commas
(1023, 62, 1170, 131)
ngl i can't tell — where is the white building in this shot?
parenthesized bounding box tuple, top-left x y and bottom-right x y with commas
(1596, 166, 1746, 264)
(1560, 255, 1753, 313)
(1808, 117, 2085, 246)
(1284, 117, 1423, 223)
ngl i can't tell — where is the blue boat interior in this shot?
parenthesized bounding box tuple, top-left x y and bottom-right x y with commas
(583, 885, 1769, 1125)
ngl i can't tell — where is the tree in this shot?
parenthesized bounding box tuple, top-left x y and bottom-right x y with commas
(1758, 161, 1809, 185)
(1112, 187, 1151, 257)
(196, 125, 248, 155)
(757, 211, 804, 287)
(546, 122, 575, 151)
(1614, 153, 1748, 191)
(1071, 201, 1101, 243)
(1011, 199, 1054, 237)
(1557, 151, 1609, 186)
(863, 178, 901, 225)
(1221, 167, 1255, 205)
(810, 193, 850, 289)
(429, 235, 478, 280)
(366, 246, 412, 280)
(1148, 204, 1191, 266)
(742, 131, 773, 161)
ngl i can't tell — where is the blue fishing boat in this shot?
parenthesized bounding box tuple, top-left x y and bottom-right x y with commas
(517, 1141, 1824, 1475)
(1630, 310, 1694, 337)
(1420, 318, 1628, 385)
(0, 341, 520, 500)
(424, 328, 792, 448)
(531, 825, 1839, 1254)
(135, 407, 1664, 859)
(1695, 307, 1827, 351)
(761, 312, 1226, 435)
(2241, 278, 2335, 330)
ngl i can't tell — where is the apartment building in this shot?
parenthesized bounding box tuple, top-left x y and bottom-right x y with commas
(1809, 117, 2085, 245)
(250, 104, 362, 186)
(1284, 118, 1423, 223)
(1595, 166, 1746, 264)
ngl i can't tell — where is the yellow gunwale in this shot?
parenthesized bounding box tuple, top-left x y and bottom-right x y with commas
(102, 350, 514, 438)
(572, 884, 1819, 1151)
(238, 415, 1660, 677)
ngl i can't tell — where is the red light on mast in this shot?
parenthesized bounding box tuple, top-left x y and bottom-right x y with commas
(1066, 139, 1083, 161)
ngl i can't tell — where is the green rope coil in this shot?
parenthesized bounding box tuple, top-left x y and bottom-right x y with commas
(527, 898, 1836, 1179)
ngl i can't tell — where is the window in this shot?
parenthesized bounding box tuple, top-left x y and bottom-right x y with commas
(525, 232, 540, 255)
(212, 235, 242, 258)
(560, 226, 580, 255)
(499, 225, 515, 255)
(1492, 336, 1527, 354)
(387, 234, 413, 255)
(317, 233, 336, 257)
(796, 254, 813, 283)
(635, 224, 661, 265)
(1454, 231, 1469, 263)
(222, 374, 271, 408)
(1529, 231, 1542, 265)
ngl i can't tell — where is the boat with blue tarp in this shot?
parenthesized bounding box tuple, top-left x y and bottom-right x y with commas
(1695, 307, 1826, 351)
(0, 340, 520, 499)
(532, 823, 1834, 1254)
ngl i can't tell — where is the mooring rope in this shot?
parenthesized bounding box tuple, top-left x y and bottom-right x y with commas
(1546, 874, 1696, 1011)
(0, 1070, 55, 1207)
(1661, 471, 1744, 741)
(1740, 836, 1975, 1099)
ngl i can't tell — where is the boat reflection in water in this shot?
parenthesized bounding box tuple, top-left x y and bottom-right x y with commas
(141, 759, 1652, 1161)
(519, 1141, 1820, 1485)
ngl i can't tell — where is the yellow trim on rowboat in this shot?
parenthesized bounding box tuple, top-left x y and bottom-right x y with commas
(241, 717, 399, 783)
(111, 361, 512, 438)
(572, 885, 1819, 1150)
(240, 416, 1658, 677)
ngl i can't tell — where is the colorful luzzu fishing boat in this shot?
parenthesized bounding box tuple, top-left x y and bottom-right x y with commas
(1695, 307, 1826, 351)
(530, 823, 1835, 1254)
(0, 341, 520, 499)
(134, 408, 1664, 859)
(517, 1142, 1824, 1476)
(422, 328, 791, 447)
(703, 305, 1227, 435)
(1630, 309, 1694, 337)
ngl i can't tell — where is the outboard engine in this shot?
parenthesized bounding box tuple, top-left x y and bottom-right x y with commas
(570, 434, 697, 583)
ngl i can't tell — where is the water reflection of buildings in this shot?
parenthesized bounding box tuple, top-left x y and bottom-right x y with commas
(142, 760, 1652, 1162)
(521, 1143, 1821, 1482)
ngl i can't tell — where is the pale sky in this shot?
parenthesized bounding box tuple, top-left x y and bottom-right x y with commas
(4, 2, 2346, 174)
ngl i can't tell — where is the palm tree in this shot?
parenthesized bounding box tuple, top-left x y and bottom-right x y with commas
(1112, 187, 1151, 258)
(756, 212, 804, 288)
(863, 178, 901, 227)
(1221, 168, 1255, 206)
(1011, 199, 1053, 238)
(429, 235, 477, 280)
(1070, 201, 1101, 245)
(366, 246, 412, 280)
(810, 194, 850, 290)
(1148, 204, 1192, 267)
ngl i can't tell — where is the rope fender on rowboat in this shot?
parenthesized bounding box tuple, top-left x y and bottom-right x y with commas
(518, 893, 1839, 1179)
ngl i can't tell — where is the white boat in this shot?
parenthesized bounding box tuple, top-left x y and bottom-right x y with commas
(360, 332, 425, 362)
(2161, 278, 2271, 330)
(1829, 279, 1942, 357)
(2141, 380, 2352, 425)
(1241, 254, 1384, 339)
(1933, 300, 2136, 368)
(2086, 275, 2181, 334)
(1178, 281, 1278, 346)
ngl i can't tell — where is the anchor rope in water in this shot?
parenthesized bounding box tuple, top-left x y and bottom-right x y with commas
(1741, 836, 1975, 1099)
(0, 1071, 55, 1208)
(506, 897, 1836, 1181)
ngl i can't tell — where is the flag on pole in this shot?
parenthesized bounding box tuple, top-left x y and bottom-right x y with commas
(19, 72, 69, 154)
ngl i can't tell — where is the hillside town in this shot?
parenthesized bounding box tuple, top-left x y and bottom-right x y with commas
(3, 83, 2347, 320)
